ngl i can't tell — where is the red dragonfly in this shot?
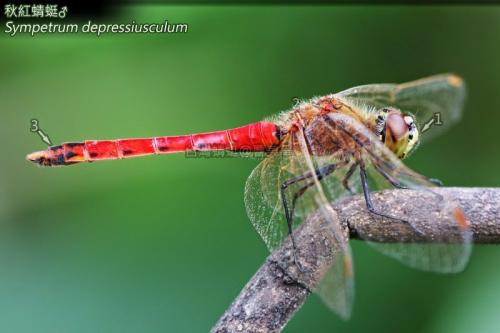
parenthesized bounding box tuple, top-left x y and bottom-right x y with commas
(27, 74, 471, 319)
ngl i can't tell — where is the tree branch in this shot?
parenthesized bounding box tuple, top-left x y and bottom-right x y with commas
(211, 188, 500, 333)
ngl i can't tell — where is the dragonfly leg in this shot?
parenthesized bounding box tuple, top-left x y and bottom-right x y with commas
(280, 163, 338, 270)
(372, 159, 439, 189)
(289, 166, 339, 228)
(342, 162, 359, 195)
(372, 161, 444, 203)
(372, 162, 408, 189)
(358, 160, 427, 237)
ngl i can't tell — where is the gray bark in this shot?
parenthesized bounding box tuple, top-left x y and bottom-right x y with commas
(211, 188, 500, 333)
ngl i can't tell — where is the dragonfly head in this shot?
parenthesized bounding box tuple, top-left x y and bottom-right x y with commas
(375, 107, 419, 159)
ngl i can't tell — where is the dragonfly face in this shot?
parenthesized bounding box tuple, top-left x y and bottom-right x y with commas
(375, 107, 419, 159)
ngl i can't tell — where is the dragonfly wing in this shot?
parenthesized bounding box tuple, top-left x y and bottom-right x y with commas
(294, 128, 354, 317)
(315, 245, 355, 320)
(245, 130, 349, 251)
(363, 163, 473, 273)
(245, 128, 355, 318)
(244, 136, 328, 251)
(336, 74, 466, 143)
(321, 112, 473, 273)
(244, 149, 290, 251)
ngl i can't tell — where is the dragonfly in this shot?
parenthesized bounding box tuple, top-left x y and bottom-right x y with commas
(27, 74, 471, 319)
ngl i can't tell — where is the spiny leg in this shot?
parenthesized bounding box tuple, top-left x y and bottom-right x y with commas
(372, 162, 407, 189)
(288, 163, 341, 228)
(372, 160, 444, 203)
(280, 163, 338, 269)
(342, 162, 359, 195)
(374, 161, 443, 188)
(358, 159, 416, 224)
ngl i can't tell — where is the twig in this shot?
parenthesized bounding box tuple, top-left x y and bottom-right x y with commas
(211, 188, 500, 333)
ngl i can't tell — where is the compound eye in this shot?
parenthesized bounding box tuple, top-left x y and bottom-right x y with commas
(386, 112, 408, 141)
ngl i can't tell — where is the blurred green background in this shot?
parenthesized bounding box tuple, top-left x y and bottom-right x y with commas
(2, 5, 500, 333)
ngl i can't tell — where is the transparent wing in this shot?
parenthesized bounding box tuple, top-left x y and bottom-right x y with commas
(294, 127, 355, 318)
(244, 136, 311, 251)
(244, 132, 349, 252)
(244, 128, 355, 318)
(316, 246, 355, 320)
(336, 74, 466, 143)
(323, 112, 473, 273)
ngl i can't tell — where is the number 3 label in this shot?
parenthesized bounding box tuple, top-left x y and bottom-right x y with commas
(30, 119, 39, 132)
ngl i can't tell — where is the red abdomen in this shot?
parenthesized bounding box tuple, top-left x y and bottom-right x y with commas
(27, 122, 281, 166)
